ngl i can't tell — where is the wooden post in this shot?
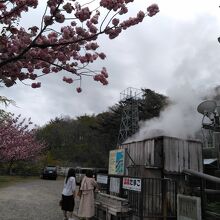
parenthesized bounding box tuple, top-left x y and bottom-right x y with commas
(139, 178, 144, 220)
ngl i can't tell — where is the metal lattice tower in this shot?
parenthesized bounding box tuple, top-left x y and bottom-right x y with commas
(117, 87, 143, 146)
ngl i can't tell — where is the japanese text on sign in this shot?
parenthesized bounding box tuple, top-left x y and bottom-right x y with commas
(122, 177, 141, 191)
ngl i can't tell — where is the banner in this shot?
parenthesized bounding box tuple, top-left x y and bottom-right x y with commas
(122, 177, 141, 191)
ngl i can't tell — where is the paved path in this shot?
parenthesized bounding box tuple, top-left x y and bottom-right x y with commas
(0, 177, 80, 220)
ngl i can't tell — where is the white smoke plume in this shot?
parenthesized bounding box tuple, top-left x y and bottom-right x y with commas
(125, 20, 220, 143)
(127, 83, 219, 142)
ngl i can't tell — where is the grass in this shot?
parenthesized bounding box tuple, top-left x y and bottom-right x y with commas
(0, 175, 38, 188)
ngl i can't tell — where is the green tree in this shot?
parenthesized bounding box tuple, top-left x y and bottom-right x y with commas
(36, 88, 169, 168)
(139, 89, 168, 120)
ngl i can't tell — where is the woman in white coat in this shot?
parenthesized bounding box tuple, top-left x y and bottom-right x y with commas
(78, 170, 98, 220)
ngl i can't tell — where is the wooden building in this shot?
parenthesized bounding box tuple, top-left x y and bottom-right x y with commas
(95, 136, 204, 219)
(119, 136, 203, 219)
(122, 135, 203, 178)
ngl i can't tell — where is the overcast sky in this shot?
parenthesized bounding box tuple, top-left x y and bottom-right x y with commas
(1, 0, 220, 127)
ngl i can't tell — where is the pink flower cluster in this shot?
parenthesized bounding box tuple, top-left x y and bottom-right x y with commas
(63, 3, 73, 14)
(31, 82, 41, 88)
(85, 42, 99, 50)
(100, 0, 131, 11)
(147, 4, 159, 17)
(0, 1, 159, 92)
(120, 10, 145, 30)
(75, 7, 91, 22)
(93, 67, 108, 85)
(0, 0, 38, 25)
(63, 76, 74, 84)
(76, 87, 82, 93)
(0, 115, 45, 162)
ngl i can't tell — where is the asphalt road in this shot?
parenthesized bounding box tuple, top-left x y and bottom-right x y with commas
(0, 177, 80, 220)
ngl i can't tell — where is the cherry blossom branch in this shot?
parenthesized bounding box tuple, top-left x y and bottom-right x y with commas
(0, 3, 26, 20)
(40, 5, 48, 31)
(100, 9, 111, 32)
(0, 0, 159, 91)
(82, 0, 97, 8)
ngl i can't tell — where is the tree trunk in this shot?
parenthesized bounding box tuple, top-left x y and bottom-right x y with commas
(7, 160, 14, 175)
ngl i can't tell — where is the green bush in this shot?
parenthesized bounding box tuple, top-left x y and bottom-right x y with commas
(207, 202, 220, 214)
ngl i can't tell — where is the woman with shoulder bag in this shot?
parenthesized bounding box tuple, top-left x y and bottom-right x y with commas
(61, 168, 76, 220)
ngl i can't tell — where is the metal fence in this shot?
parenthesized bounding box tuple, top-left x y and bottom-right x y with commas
(182, 170, 220, 219)
(96, 174, 177, 219)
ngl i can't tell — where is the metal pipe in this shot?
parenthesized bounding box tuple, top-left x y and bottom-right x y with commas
(183, 169, 220, 183)
(193, 188, 220, 194)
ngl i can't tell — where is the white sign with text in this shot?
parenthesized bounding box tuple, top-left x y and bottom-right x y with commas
(122, 177, 141, 191)
(96, 174, 108, 184)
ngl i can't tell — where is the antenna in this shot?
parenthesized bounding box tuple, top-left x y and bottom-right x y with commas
(197, 99, 220, 170)
(197, 100, 220, 131)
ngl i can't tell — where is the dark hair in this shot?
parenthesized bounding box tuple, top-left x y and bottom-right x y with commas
(86, 169, 93, 178)
(66, 168, 75, 183)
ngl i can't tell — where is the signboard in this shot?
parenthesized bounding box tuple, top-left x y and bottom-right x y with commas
(97, 174, 108, 184)
(108, 149, 125, 175)
(122, 177, 141, 191)
(110, 177, 120, 193)
(177, 194, 201, 220)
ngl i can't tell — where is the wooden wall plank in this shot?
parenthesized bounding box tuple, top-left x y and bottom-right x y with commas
(122, 136, 203, 174)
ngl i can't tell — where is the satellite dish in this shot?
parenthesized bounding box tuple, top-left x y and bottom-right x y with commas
(197, 100, 217, 115)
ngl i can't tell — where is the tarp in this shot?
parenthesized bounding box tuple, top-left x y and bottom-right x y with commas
(204, 158, 217, 165)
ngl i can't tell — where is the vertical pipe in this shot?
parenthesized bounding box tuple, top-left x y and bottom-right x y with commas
(139, 177, 144, 220)
(107, 175, 110, 195)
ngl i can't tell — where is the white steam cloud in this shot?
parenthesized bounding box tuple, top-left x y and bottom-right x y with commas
(127, 83, 218, 142)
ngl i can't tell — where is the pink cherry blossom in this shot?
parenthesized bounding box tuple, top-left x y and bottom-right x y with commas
(99, 52, 106, 60)
(0, 0, 159, 93)
(55, 13, 65, 23)
(63, 76, 74, 84)
(44, 16, 53, 26)
(147, 4, 159, 17)
(63, 3, 73, 13)
(31, 82, 41, 88)
(76, 87, 82, 93)
(0, 115, 45, 162)
(112, 18, 120, 26)
(75, 7, 91, 22)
